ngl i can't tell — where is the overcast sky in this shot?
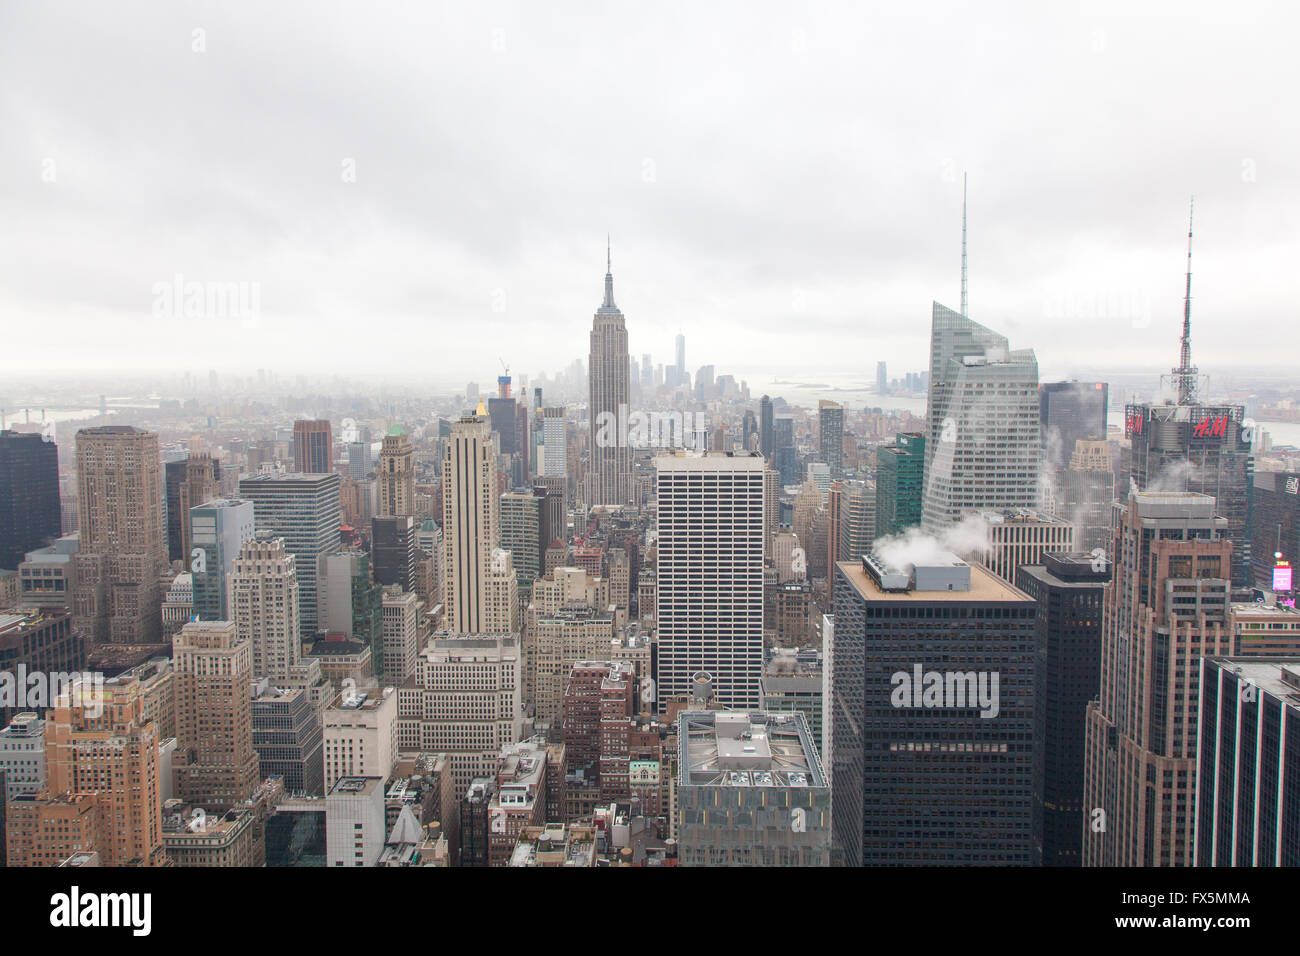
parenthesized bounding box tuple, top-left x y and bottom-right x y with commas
(1, 0, 1296, 388)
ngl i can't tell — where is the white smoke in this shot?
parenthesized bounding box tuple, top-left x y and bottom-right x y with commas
(1145, 458, 1199, 494)
(871, 514, 992, 574)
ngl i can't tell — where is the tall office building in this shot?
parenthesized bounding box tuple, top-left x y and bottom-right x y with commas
(0, 610, 84, 729)
(876, 361, 888, 396)
(319, 552, 383, 666)
(164, 453, 221, 564)
(1082, 492, 1232, 867)
(371, 514, 417, 592)
(1249, 471, 1299, 590)
(875, 432, 925, 537)
(442, 413, 500, 634)
(759, 395, 774, 459)
(238, 472, 341, 637)
(922, 305, 1040, 531)
(0, 430, 61, 571)
(189, 498, 255, 622)
(587, 244, 633, 507)
(977, 508, 1075, 585)
(655, 453, 765, 709)
(675, 332, 686, 385)
(347, 441, 370, 479)
(1040, 381, 1109, 474)
(1125, 403, 1254, 586)
(377, 426, 415, 516)
(540, 407, 567, 479)
(1124, 216, 1253, 586)
(1015, 552, 1108, 867)
(837, 480, 875, 563)
(251, 681, 324, 796)
(172, 620, 261, 810)
(293, 420, 333, 474)
(395, 635, 523, 793)
(774, 417, 797, 485)
(230, 536, 301, 681)
(1058, 439, 1116, 555)
(500, 492, 541, 600)
(74, 426, 168, 645)
(45, 674, 166, 866)
(1197, 656, 1300, 866)
(818, 400, 844, 480)
(380, 587, 421, 685)
(488, 395, 518, 458)
(831, 553, 1037, 866)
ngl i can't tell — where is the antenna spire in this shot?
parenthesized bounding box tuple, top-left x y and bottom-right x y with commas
(601, 235, 617, 311)
(1174, 196, 1198, 405)
(960, 173, 968, 317)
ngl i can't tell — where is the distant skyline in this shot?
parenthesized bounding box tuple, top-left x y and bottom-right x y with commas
(2, 1, 1296, 381)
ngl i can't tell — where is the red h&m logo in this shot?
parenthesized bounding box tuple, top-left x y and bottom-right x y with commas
(1126, 412, 1144, 436)
(1193, 415, 1227, 439)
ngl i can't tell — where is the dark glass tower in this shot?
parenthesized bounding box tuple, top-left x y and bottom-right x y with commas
(830, 554, 1037, 866)
(875, 432, 925, 537)
(0, 430, 61, 570)
(1015, 552, 1107, 867)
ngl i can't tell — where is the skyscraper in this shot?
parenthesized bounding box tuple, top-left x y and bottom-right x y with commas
(74, 425, 168, 645)
(442, 412, 501, 634)
(675, 332, 686, 384)
(540, 407, 567, 479)
(875, 432, 925, 537)
(1015, 552, 1108, 867)
(1039, 381, 1109, 474)
(371, 514, 417, 592)
(1083, 492, 1232, 867)
(922, 305, 1040, 531)
(759, 395, 774, 459)
(773, 416, 796, 485)
(831, 552, 1036, 866)
(377, 425, 415, 516)
(876, 361, 888, 396)
(818, 400, 844, 480)
(0, 430, 61, 571)
(500, 491, 541, 600)
(231, 536, 301, 681)
(1124, 208, 1254, 586)
(172, 620, 260, 810)
(587, 243, 633, 507)
(189, 498, 255, 622)
(293, 419, 333, 474)
(164, 453, 220, 564)
(655, 452, 765, 709)
(238, 472, 342, 637)
(45, 673, 166, 866)
(1197, 656, 1300, 866)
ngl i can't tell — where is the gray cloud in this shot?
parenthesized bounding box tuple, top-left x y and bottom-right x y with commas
(1, 0, 1295, 386)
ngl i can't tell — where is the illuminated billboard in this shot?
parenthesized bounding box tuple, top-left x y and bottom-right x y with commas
(1275, 563, 1293, 592)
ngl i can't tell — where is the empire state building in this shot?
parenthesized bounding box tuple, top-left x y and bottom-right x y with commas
(587, 241, 633, 506)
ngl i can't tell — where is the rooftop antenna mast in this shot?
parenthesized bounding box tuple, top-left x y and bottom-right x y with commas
(1173, 196, 1198, 405)
(960, 172, 969, 317)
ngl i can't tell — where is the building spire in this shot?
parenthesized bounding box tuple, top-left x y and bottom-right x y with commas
(960, 172, 968, 317)
(601, 234, 617, 310)
(1174, 196, 1198, 405)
